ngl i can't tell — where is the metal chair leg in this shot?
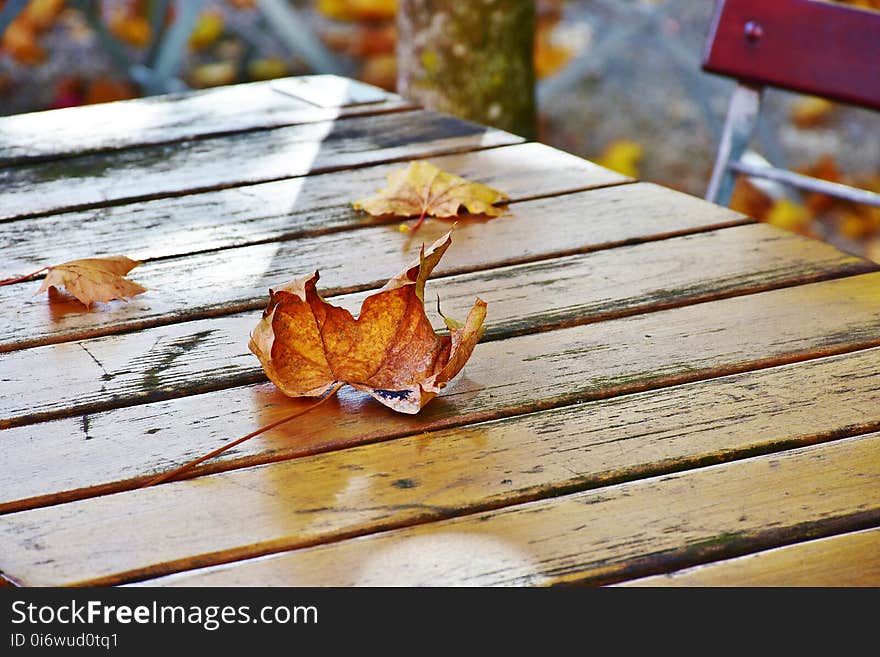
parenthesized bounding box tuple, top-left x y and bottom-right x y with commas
(706, 82, 764, 206)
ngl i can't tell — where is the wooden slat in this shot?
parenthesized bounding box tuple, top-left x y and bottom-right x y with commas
(0, 76, 412, 165)
(1, 224, 875, 430)
(5, 425, 879, 586)
(2, 263, 880, 516)
(138, 433, 880, 588)
(0, 183, 750, 353)
(0, 143, 631, 281)
(3, 76, 876, 591)
(617, 527, 880, 586)
(0, 109, 522, 221)
(2, 344, 878, 532)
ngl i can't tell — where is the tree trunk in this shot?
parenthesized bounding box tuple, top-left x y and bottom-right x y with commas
(396, 0, 537, 140)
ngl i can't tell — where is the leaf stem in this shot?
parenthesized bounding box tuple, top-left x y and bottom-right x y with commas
(0, 266, 49, 286)
(140, 382, 345, 488)
(410, 206, 429, 233)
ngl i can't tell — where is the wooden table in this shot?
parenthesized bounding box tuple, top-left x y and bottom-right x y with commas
(1, 75, 879, 588)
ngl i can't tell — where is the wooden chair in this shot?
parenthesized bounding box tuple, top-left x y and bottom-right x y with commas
(702, 0, 880, 208)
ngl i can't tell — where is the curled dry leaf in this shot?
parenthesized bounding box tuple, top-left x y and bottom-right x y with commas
(353, 161, 509, 231)
(37, 256, 147, 308)
(249, 231, 486, 414)
(145, 233, 483, 487)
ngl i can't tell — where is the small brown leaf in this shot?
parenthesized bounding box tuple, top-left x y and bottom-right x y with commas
(37, 256, 147, 308)
(353, 161, 509, 231)
(249, 231, 486, 414)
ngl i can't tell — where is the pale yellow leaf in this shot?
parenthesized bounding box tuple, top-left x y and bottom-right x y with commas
(36, 256, 147, 308)
(595, 140, 643, 178)
(352, 161, 509, 230)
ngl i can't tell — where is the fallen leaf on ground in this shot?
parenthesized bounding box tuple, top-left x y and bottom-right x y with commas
(353, 161, 508, 232)
(729, 176, 775, 221)
(534, 0, 577, 80)
(1, 18, 45, 65)
(729, 153, 880, 254)
(248, 56, 289, 81)
(596, 139, 643, 178)
(85, 78, 137, 105)
(189, 61, 238, 88)
(764, 198, 812, 233)
(798, 154, 844, 214)
(790, 95, 835, 129)
(249, 231, 486, 414)
(358, 52, 397, 91)
(189, 10, 225, 50)
(23, 0, 66, 30)
(322, 23, 397, 57)
(109, 13, 152, 48)
(36, 256, 147, 307)
(316, 0, 398, 22)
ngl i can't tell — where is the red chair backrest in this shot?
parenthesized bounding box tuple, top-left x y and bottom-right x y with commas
(702, 0, 880, 110)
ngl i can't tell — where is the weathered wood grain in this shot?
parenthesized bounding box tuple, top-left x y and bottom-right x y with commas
(617, 527, 880, 586)
(2, 228, 875, 429)
(0, 183, 750, 353)
(3, 76, 876, 591)
(0, 109, 521, 221)
(135, 434, 880, 587)
(0, 76, 412, 165)
(0, 143, 630, 280)
(5, 424, 879, 586)
(3, 342, 876, 517)
(2, 262, 879, 516)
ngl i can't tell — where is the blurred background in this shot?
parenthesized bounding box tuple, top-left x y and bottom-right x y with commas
(1, 0, 878, 260)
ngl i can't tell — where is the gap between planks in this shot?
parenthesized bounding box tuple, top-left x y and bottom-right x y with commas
(6, 336, 878, 512)
(0, 141, 632, 248)
(128, 433, 880, 588)
(614, 525, 880, 586)
(3, 346, 880, 578)
(0, 141, 637, 291)
(0, 212, 750, 353)
(5, 425, 880, 587)
(2, 228, 877, 431)
(0, 79, 417, 167)
(0, 110, 525, 222)
(0, 182, 752, 354)
(2, 268, 879, 514)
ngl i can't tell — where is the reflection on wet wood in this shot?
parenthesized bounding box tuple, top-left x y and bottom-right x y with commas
(1, 110, 522, 221)
(0, 76, 412, 165)
(1, 76, 876, 588)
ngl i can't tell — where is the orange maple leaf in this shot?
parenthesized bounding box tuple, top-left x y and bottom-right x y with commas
(249, 231, 486, 414)
(144, 232, 484, 487)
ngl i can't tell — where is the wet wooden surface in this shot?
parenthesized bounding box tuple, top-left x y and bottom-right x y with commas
(1, 75, 878, 588)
